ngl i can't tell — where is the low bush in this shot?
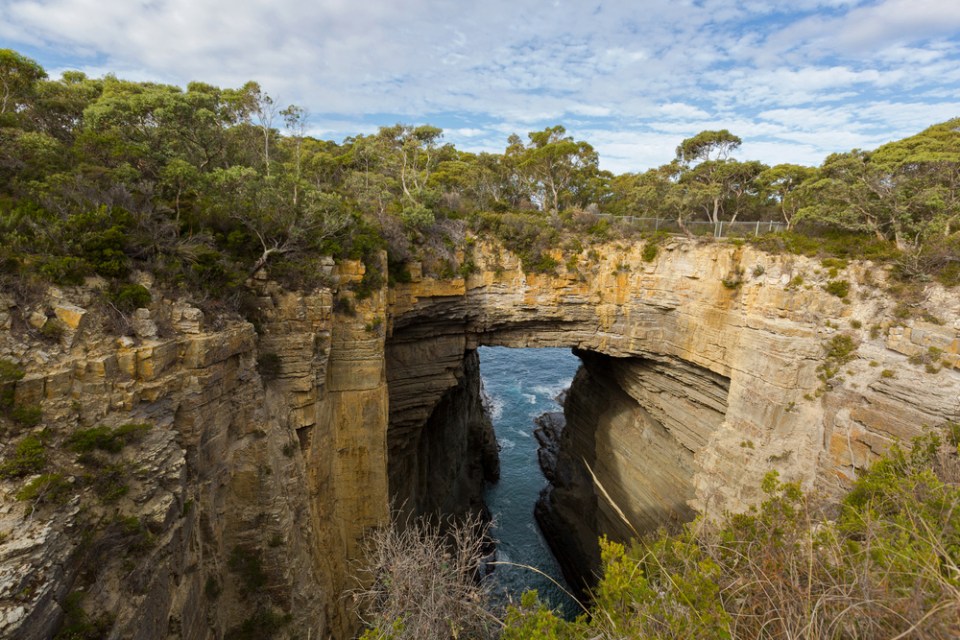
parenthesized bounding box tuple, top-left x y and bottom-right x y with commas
(67, 423, 151, 454)
(107, 283, 151, 313)
(353, 513, 495, 640)
(0, 359, 25, 383)
(823, 279, 850, 298)
(11, 404, 42, 427)
(16, 473, 71, 505)
(0, 434, 46, 478)
(641, 241, 658, 262)
(501, 430, 960, 639)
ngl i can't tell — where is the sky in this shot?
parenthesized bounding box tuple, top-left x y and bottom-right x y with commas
(2, 0, 959, 174)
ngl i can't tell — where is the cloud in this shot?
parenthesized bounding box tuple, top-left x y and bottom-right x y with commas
(0, 0, 957, 171)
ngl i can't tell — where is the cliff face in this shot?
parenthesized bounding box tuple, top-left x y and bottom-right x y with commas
(0, 262, 388, 640)
(535, 349, 729, 592)
(389, 239, 960, 587)
(1, 238, 958, 639)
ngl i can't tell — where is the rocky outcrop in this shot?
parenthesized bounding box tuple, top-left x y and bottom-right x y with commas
(1, 238, 958, 639)
(388, 239, 960, 589)
(0, 260, 389, 640)
(386, 347, 498, 522)
(535, 349, 730, 593)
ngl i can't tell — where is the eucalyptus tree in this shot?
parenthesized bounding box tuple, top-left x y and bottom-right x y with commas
(797, 120, 960, 252)
(0, 49, 46, 122)
(756, 163, 816, 228)
(511, 125, 600, 213)
(675, 129, 745, 224)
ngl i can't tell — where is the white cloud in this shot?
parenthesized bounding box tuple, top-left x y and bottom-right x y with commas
(0, 0, 957, 171)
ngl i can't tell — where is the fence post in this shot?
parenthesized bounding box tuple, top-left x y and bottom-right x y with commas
(655, 218, 660, 232)
(755, 220, 760, 235)
(717, 221, 723, 238)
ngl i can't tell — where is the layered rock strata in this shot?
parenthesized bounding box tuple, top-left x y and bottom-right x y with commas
(0, 261, 388, 640)
(0, 239, 958, 639)
(388, 240, 960, 590)
(386, 345, 498, 522)
(535, 349, 729, 591)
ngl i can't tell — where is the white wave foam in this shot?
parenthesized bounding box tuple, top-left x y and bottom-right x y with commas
(483, 393, 504, 421)
(498, 437, 516, 450)
(531, 379, 574, 404)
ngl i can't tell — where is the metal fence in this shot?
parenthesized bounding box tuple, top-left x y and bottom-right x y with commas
(589, 214, 788, 238)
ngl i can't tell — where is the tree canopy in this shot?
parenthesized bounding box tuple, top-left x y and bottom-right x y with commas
(0, 49, 957, 304)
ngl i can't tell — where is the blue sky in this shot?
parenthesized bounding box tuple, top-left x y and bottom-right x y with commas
(2, 0, 959, 173)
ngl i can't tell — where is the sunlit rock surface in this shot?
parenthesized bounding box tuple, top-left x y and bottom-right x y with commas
(1, 239, 957, 638)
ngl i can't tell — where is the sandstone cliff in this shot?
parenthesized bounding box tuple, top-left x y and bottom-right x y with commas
(388, 238, 960, 590)
(0, 260, 389, 639)
(0, 238, 957, 638)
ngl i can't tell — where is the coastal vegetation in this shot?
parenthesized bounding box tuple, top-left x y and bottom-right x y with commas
(357, 428, 960, 639)
(1, 48, 958, 317)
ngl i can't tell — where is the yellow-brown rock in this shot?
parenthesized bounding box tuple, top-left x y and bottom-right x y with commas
(1, 238, 957, 640)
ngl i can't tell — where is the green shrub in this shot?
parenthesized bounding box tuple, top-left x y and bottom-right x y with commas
(353, 264, 384, 300)
(38, 256, 91, 286)
(89, 463, 128, 502)
(458, 260, 478, 278)
(820, 257, 849, 271)
(108, 515, 155, 555)
(16, 473, 71, 505)
(823, 279, 850, 298)
(0, 359, 25, 383)
(501, 591, 576, 640)
(641, 242, 658, 262)
(387, 259, 413, 284)
(0, 434, 46, 478)
(67, 423, 151, 454)
(113, 422, 151, 442)
(39, 318, 65, 340)
(530, 254, 560, 273)
(824, 333, 857, 362)
(11, 404, 42, 426)
(108, 283, 151, 313)
(502, 433, 960, 639)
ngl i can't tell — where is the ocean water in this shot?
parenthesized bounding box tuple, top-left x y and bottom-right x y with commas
(478, 346, 582, 617)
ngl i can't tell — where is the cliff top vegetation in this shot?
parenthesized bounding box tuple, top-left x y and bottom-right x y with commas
(1, 49, 958, 320)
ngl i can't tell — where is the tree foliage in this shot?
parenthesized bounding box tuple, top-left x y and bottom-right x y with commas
(0, 48, 957, 303)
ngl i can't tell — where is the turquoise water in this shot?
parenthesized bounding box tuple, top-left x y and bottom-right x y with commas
(478, 346, 582, 616)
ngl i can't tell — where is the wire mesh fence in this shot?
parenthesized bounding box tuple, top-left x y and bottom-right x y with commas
(589, 214, 787, 238)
